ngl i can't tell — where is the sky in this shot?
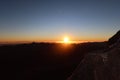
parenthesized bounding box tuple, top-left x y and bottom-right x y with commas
(0, 0, 120, 43)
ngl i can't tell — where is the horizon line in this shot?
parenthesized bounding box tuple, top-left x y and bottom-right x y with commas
(0, 40, 106, 45)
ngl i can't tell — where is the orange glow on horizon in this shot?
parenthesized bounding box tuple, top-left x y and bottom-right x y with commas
(64, 37, 69, 43)
(0, 36, 107, 44)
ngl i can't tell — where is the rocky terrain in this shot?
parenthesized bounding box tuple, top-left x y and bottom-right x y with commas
(68, 30, 120, 80)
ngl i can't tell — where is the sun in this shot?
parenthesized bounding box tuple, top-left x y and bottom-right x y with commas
(64, 37, 69, 43)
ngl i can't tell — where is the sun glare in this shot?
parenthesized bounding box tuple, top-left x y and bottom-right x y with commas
(64, 37, 69, 43)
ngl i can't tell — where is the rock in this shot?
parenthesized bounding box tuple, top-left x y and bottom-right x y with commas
(108, 30, 120, 45)
(67, 30, 120, 80)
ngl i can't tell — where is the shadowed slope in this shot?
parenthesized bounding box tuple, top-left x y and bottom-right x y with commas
(68, 30, 120, 80)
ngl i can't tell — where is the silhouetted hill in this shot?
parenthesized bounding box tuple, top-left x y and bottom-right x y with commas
(0, 42, 106, 80)
(68, 30, 120, 80)
(108, 30, 120, 45)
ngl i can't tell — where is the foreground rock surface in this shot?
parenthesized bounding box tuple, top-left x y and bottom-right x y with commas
(68, 30, 120, 80)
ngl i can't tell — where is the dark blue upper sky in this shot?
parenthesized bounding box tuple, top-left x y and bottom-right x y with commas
(0, 0, 120, 42)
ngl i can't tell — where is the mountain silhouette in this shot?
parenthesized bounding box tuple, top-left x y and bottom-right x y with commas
(108, 30, 120, 45)
(67, 30, 120, 80)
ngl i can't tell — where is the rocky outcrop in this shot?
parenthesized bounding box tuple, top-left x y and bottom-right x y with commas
(67, 30, 120, 80)
(108, 30, 120, 45)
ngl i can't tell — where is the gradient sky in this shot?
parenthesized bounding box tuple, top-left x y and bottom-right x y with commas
(0, 0, 120, 43)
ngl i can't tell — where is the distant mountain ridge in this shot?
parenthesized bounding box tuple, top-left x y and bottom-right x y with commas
(67, 30, 120, 80)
